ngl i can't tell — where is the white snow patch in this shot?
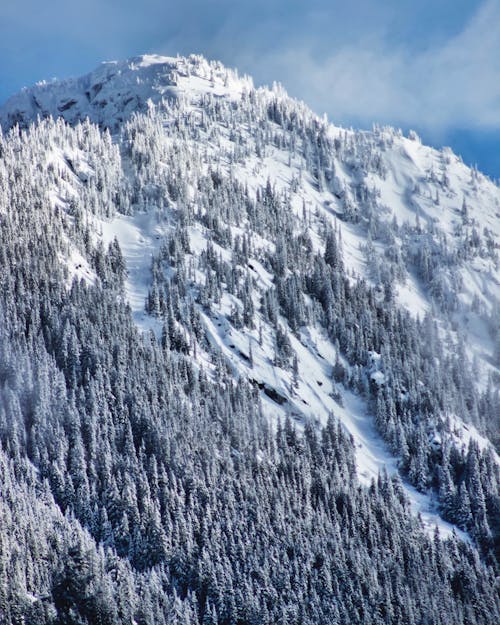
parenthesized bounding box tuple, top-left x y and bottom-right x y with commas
(97, 210, 168, 332)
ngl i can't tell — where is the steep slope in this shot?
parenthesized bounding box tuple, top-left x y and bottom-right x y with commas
(2, 55, 498, 545)
(0, 53, 499, 624)
(3, 54, 498, 384)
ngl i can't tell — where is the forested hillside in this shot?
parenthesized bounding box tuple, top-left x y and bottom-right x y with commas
(0, 54, 498, 624)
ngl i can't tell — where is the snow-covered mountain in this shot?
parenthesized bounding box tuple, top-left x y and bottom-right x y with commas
(1, 55, 499, 623)
(1, 53, 498, 539)
(3, 54, 498, 375)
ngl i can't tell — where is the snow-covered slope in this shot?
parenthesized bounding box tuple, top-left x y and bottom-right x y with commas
(2, 54, 498, 542)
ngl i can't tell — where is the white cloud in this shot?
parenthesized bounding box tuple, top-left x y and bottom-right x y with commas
(254, 0, 500, 133)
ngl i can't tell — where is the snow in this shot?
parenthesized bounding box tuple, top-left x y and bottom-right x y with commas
(447, 414, 500, 461)
(370, 371, 385, 386)
(338, 390, 468, 541)
(97, 211, 168, 331)
(64, 247, 95, 287)
(45, 148, 97, 287)
(395, 276, 430, 319)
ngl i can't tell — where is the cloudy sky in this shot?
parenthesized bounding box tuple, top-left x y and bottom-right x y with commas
(1, 0, 498, 177)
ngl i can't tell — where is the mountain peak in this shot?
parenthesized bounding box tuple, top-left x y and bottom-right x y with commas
(0, 53, 252, 131)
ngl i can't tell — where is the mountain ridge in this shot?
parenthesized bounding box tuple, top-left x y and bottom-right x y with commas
(0, 54, 252, 131)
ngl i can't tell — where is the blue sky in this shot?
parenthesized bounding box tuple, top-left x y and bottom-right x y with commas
(1, 0, 499, 178)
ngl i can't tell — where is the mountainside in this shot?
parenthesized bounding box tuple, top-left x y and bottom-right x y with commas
(0, 54, 499, 624)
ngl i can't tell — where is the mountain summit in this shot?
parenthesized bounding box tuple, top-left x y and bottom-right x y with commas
(0, 54, 252, 130)
(0, 54, 499, 623)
